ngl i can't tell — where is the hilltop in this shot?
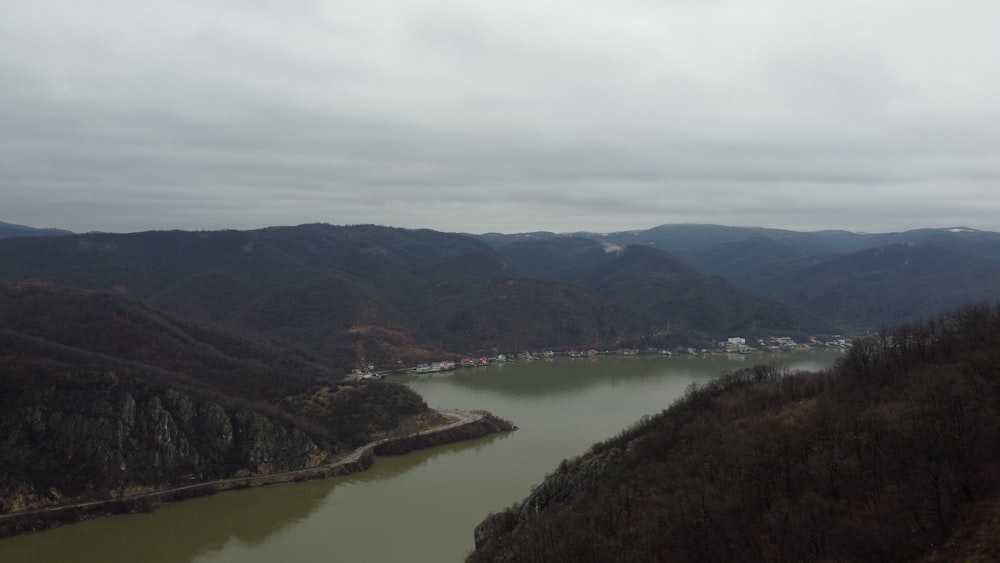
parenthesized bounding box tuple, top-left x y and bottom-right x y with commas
(0, 221, 73, 239)
(481, 224, 1000, 331)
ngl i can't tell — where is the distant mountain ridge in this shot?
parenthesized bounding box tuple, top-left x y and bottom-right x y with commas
(478, 223, 995, 255)
(496, 237, 836, 337)
(2, 222, 998, 370)
(477, 224, 1000, 330)
(0, 221, 73, 239)
(0, 224, 516, 367)
(0, 223, 836, 370)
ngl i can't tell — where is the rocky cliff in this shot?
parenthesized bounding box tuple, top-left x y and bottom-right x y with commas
(0, 281, 431, 535)
(0, 367, 330, 515)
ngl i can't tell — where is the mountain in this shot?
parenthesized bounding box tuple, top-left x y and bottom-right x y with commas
(469, 303, 1000, 562)
(598, 224, 807, 253)
(0, 224, 519, 366)
(592, 224, 996, 256)
(0, 224, 508, 302)
(675, 236, 821, 288)
(498, 238, 838, 337)
(412, 277, 652, 353)
(502, 238, 702, 282)
(0, 224, 842, 370)
(0, 281, 431, 516)
(646, 227, 1000, 331)
(753, 239, 1000, 329)
(7, 221, 995, 365)
(482, 224, 1000, 334)
(0, 221, 73, 239)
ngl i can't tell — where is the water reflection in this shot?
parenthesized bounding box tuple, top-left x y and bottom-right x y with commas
(0, 434, 509, 563)
(400, 357, 668, 398)
(0, 351, 842, 563)
(397, 354, 815, 399)
(337, 433, 510, 485)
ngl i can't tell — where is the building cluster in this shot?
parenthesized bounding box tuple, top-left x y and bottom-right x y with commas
(715, 335, 853, 354)
(347, 335, 854, 379)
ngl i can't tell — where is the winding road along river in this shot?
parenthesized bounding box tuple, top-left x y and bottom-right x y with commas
(0, 351, 843, 562)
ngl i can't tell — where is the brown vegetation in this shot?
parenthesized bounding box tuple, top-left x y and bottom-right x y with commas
(0, 224, 844, 372)
(0, 281, 431, 521)
(470, 303, 1000, 562)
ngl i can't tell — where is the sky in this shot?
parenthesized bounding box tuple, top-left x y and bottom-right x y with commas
(2, 0, 999, 235)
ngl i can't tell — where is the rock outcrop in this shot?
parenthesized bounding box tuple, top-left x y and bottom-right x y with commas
(0, 369, 333, 515)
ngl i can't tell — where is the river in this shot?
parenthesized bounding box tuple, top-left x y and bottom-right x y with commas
(0, 351, 843, 562)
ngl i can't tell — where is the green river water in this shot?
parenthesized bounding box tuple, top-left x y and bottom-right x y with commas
(0, 351, 843, 563)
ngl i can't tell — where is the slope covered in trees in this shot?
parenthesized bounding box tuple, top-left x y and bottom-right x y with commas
(497, 238, 837, 338)
(0, 225, 837, 370)
(0, 281, 430, 517)
(752, 240, 1000, 330)
(3, 222, 998, 371)
(483, 224, 1000, 333)
(469, 303, 1000, 562)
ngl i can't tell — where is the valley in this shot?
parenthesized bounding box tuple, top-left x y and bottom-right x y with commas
(2, 220, 999, 559)
(0, 351, 841, 562)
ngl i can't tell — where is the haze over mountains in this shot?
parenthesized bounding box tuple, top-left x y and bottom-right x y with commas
(3, 220, 999, 371)
(481, 224, 1000, 333)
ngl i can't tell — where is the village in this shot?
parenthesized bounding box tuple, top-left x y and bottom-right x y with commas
(348, 334, 853, 380)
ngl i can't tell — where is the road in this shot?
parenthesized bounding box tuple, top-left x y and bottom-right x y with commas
(0, 409, 482, 524)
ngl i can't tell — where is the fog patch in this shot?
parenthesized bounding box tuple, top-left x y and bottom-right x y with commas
(602, 242, 626, 255)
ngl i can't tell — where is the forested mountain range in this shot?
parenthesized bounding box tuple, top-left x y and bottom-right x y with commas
(493, 237, 836, 337)
(2, 222, 999, 371)
(480, 224, 1000, 332)
(0, 223, 833, 370)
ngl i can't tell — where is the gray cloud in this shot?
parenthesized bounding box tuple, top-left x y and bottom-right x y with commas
(2, 0, 998, 234)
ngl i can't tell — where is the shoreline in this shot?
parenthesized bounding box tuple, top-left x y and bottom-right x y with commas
(0, 409, 515, 539)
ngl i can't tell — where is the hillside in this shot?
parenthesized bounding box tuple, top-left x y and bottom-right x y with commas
(0, 224, 843, 372)
(0, 281, 430, 518)
(753, 240, 1000, 329)
(609, 226, 1000, 330)
(469, 303, 1000, 562)
(4, 222, 998, 369)
(0, 225, 517, 366)
(676, 236, 825, 288)
(498, 238, 837, 337)
(483, 224, 1000, 334)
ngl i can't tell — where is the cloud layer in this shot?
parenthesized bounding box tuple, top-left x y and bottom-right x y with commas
(2, 0, 998, 233)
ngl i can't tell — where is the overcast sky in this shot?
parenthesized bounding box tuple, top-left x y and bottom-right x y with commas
(2, 0, 998, 235)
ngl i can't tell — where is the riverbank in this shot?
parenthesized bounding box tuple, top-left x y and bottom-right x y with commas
(0, 409, 514, 539)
